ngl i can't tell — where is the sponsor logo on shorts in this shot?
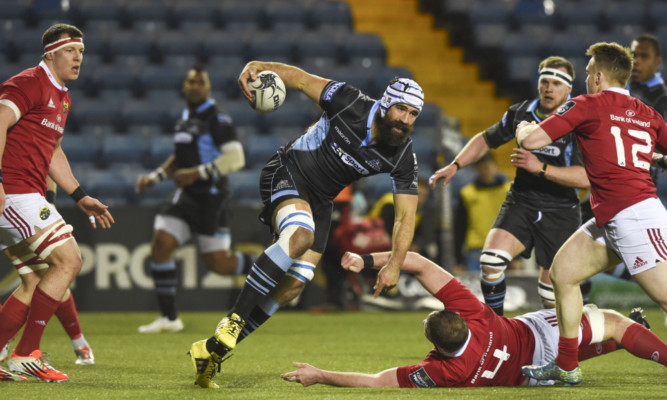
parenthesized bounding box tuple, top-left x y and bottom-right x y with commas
(39, 206, 50, 220)
(322, 82, 345, 102)
(556, 100, 576, 115)
(632, 256, 648, 270)
(409, 367, 436, 388)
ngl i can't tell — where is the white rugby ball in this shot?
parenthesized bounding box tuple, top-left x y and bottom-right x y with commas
(248, 70, 286, 113)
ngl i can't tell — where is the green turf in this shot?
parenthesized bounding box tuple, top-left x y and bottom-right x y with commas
(1, 308, 665, 399)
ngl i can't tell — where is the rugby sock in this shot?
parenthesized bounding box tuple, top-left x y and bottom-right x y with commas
(235, 252, 256, 275)
(481, 274, 506, 316)
(556, 336, 580, 371)
(54, 293, 82, 340)
(71, 334, 89, 349)
(0, 295, 29, 349)
(151, 260, 178, 320)
(578, 340, 618, 361)
(230, 243, 293, 320)
(620, 323, 667, 366)
(15, 287, 60, 356)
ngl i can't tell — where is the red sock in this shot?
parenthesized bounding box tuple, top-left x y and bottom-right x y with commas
(55, 294, 82, 340)
(0, 295, 29, 347)
(621, 323, 667, 366)
(578, 339, 618, 361)
(15, 287, 60, 356)
(556, 336, 579, 371)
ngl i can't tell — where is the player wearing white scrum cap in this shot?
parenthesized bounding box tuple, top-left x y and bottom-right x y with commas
(189, 61, 425, 389)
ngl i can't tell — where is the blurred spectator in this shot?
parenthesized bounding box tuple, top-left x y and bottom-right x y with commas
(453, 153, 511, 273)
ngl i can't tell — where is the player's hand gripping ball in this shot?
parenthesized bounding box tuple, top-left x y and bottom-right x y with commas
(249, 71, 286, 113)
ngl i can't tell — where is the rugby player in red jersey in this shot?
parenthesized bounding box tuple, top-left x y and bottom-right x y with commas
(518, 41, 667, 385)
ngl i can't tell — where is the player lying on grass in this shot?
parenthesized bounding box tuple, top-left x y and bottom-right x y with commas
(281, 251, 667, 387)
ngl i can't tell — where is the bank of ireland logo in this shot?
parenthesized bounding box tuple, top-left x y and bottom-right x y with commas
(39, 205, 51, 220)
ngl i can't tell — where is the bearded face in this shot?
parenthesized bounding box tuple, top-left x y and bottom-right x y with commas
(374, 111, 414, 146)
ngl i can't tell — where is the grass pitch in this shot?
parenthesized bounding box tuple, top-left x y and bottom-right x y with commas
(1, 308, 665, 399)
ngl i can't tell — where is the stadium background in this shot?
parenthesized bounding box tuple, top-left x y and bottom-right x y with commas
(0, 0, 664, 311)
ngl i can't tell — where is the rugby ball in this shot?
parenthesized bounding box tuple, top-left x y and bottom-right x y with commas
(248, 71, 286, 113)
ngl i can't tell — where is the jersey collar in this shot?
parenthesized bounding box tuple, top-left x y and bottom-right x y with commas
(437, 328, 471, 358)
(605, 87, 630, 96)
(182, 98, 215, 121)
(361, 100, 381, 147)
(39, 60, 68, 92)
(526, 98, 543, 122)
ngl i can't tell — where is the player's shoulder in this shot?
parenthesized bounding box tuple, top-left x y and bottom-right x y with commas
(508, 99, 532, 113)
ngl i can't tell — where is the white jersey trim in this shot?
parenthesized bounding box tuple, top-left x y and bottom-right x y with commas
(0, 99, 21, 122)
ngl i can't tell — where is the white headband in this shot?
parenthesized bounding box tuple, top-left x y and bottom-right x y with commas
(380, 78, 424, 117)
(43, 37, 84, 55)
(539, 67, 573, 87)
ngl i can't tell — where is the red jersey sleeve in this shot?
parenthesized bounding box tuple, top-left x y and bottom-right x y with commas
(0, 73, 39, 118)
(540, 96, 591, 141)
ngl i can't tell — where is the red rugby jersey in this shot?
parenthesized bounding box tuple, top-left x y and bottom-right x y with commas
(0, 62, 71, 195)
(396, 280, 535, 387)
(540, 88, 667, 225)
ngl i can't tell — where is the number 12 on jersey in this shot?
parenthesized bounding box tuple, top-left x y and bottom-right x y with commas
(610, 126, 652, 170)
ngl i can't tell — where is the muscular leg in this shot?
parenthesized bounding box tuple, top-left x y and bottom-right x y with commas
(15, 225, 82, 356)
(480, 228, 524, 316)
(549, 230, 618, 371)
(631, 261, 667, 312)
(149, 229, 180, 321)
(237, 250, 322, 344)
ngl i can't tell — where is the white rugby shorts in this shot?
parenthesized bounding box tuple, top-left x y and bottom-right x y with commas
(0, 193, 63, 247)
(582, 197, 667, 275)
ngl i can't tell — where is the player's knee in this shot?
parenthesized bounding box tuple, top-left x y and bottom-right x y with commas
(151, 233, 178, 260)
(274, 205, 315, 258)
(287, 260, 316, 283)
(288, 228, 315, 258)
(480, 250, 511, 280)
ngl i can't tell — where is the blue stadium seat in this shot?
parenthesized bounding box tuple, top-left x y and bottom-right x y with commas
(84, 169, 134, 206)
(109, 30, 153, 56)
(225, 100, 265, 130)
(602, 3, 646, 30)
(513, 0, 557, 27)
(172, 2, 219, 23)
(157, 31, 201, 56)
(264, 1, 309, 31)
(472, 24, 510, 49)
(555, 2, 603, 29)
(648, 3, 667, 32)
(411, 135, 437, 168)
(506, 56, 540, 84)
(309, 1, 352, 31)
(468, 1, 513, 26)
(61, 135, 103, 165)
(148, 135, 174, 167)
(100, 133, 150, 167)
(139, 65, 184, 91)
(76, 1, 122, 21)
(242, 136, 283, 168)
(228, 168, 262, 206)
(550, 33, 590, 58)
(263, 101, 317, 132)
(295, 29, 345, 65)
(342, 33, 386, 68)
(220, 1, 265, 29)
(415, 103, 442, 129)
(502, 32, 548, 59)
(201, 31, 249, 61)
(247, 32, 295, 63)
(329, 66, 376, 95)
(125, 2, 170, 22)
(120, 98, 170, 127)
(74, 99, 121, 127)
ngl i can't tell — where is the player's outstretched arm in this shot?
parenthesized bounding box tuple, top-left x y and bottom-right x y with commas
(238, 61, 330, 105)
(342, 251, 454, 297)
(281, 362, 399, 388)
(429, 132, 490, 188)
